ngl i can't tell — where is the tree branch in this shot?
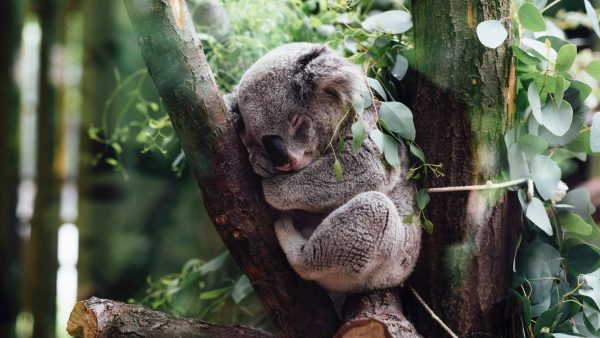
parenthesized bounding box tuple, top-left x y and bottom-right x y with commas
(123, 1, 339, 337)
(66, 297, 271, 338)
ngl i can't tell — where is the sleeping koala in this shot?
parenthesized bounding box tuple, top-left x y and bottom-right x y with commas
(226, 43, 422, 293)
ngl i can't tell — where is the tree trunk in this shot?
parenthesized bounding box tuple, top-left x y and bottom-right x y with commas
(410, 0, 516, 336)
(124, 1, 339, 337)
(26, 0, 63, 337)
(0, 0, 25, 336)
(67, 297, 271, 338)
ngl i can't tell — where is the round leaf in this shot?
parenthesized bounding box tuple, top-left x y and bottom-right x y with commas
(526, 197, 553, 236)
(528, 82, 543, 124)
(558, 212, 593, 236)
(591, 112, 600, 153)
(516, 241, 561, 304)
(519, 2, 547, 32)
(378, 102, 416, 141)
(476, 20, 508, 48)
(518, 134, 548, 155)
(531, 155, 561, 201)
(391, 54, 409, 81)
(361, 10, 412, 34)
(555, 44, 577, 73)
(541, 100, 573, 137)
(586, 60, 600, 81)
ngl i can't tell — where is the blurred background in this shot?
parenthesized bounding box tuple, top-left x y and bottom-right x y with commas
(1, 0, 600, 338)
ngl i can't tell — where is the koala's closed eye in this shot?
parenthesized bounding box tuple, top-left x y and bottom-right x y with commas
(290, 114, 301, 129)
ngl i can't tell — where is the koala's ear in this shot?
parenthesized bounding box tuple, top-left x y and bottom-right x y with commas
(223, 88, 245, 134)
(295, 46, 365, 106)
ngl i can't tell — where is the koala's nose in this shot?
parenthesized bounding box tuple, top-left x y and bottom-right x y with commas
(262, 135, 289, 167)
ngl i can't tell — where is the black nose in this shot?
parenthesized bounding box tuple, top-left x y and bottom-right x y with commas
(262, 135, 289, 167)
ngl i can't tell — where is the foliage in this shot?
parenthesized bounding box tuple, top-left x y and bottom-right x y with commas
(137, 252, 269, 328)
(478, 0, 600, 336)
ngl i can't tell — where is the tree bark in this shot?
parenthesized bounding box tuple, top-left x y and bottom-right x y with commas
(66, 297, 271, 338)
(123, 1, 340, 337)
(26, 0, 63, 337)
(0, 0, 25, 336)
(335, 290, 420, 338)
(410, 0, 516, 337)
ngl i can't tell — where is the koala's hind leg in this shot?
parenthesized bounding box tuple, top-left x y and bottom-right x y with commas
(275, 191, 409, 292)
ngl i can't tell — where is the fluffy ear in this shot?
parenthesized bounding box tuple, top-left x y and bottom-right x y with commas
(223, 87, 244, 133)
(294, 46, 366, 106)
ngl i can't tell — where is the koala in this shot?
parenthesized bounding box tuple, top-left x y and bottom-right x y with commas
(225, 43, 422, 293)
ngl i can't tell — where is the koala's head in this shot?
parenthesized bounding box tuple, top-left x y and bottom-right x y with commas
(231, 43, 366, 178)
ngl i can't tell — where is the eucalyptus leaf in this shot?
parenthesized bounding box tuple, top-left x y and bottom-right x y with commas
(383, 134, 400, 167)
(518, 134, 548, 154)
(391, 54, 409, 81)
(361, 10, 413, 34)
(522, 37, 557, 63)
(528, 82, 543, 124)
(534, 306, 559, 335)
(232, 275, 253, 304)
(584, 0, 600, 38)
(519, 2, 546, 32)
(199, 251, 228, 275)
(531, 155, 561, 201)
(333, 158, 343, 182)
(378, 101, 416, 141)
(514, 45, 542, 65)
(562, 188, 596, 219)
(351, 121, 366, 153)
(369, 129, 385, 153)
(507, 143, 529, 180)
(555, 44, 577, 73)
(591, 113, 600, 153)
(367, 77, 387, 100)
(587, 61, 600, 81)
(476, 20, 508, 48)
(580, 269, 600, 310)
(409, 143, 426, 162)
(516, 241, 561, 304)
(558, 212, 593, 236)
(541, 100, 573, 137)
(416, 189, 430, 210)
(526, 198, 553, 235)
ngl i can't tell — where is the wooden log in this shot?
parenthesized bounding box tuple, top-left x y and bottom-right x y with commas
(66, 297, 272, 338)
(335, 290, 421, 338)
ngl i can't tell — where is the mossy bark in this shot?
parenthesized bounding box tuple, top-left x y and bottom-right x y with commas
(410, 0, 516, 336)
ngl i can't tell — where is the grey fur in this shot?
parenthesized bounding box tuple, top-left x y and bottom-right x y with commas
(227, 43, 421, 293)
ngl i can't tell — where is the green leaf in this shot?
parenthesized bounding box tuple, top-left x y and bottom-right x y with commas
(558, 212, 593, 236)
(514, 45, 542, 65)
(409, 143, 426, 162)
(555, 44, 577, 73)
(199, 251, 228, 275)
(199, 287, 229, 300)
(528, 82, 543, 124)
(111, 142, 123, 154)
(383, 134, 400, 167)
(562, 188, 596, 218)
(584, 0, 600, 38)
(586, 60, 600, 81)
(476, 20, 508, 48)
(591, 113, 600, 153)
(580, 269, 600, 310)
(541, 100, 573, 137)
(366, 77, 387, 101)
(351, 121, 366, 153)
(522, 37, 557, 62)
(526, 197, 553, 235)
(571, 80, 593, 102)
(361, 10, 412, 34)
(531, 155, 561, 201)
(378, 101, 415, 141)
(403, 213, 414, 224)
(518, 134, 548, 155)
(424, 218, 434, 234)
(568, 128, 592, 154)
(534, 306, 559, 335)
(507, 143, 529, 180)
(232, 275, 253, 304)
(516, 241, 561, 304)
(416, 189, 430, 210)
(391, 54, 409, 81)
(333, 158, 343, 182)
(519, 2, 547, 32)
(105, 158, 118, 167)
(369, 129, 385, 153)
(566, 244, 600, 275)
(550, 75, 569, 107)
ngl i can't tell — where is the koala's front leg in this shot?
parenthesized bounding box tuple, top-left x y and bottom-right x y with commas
(263, 139, 395, 213)
(275, 191, 421, 293)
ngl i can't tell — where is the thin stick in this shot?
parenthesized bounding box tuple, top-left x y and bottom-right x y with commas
(427, 178, 528, 193)
(409, 286, 459, 338)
